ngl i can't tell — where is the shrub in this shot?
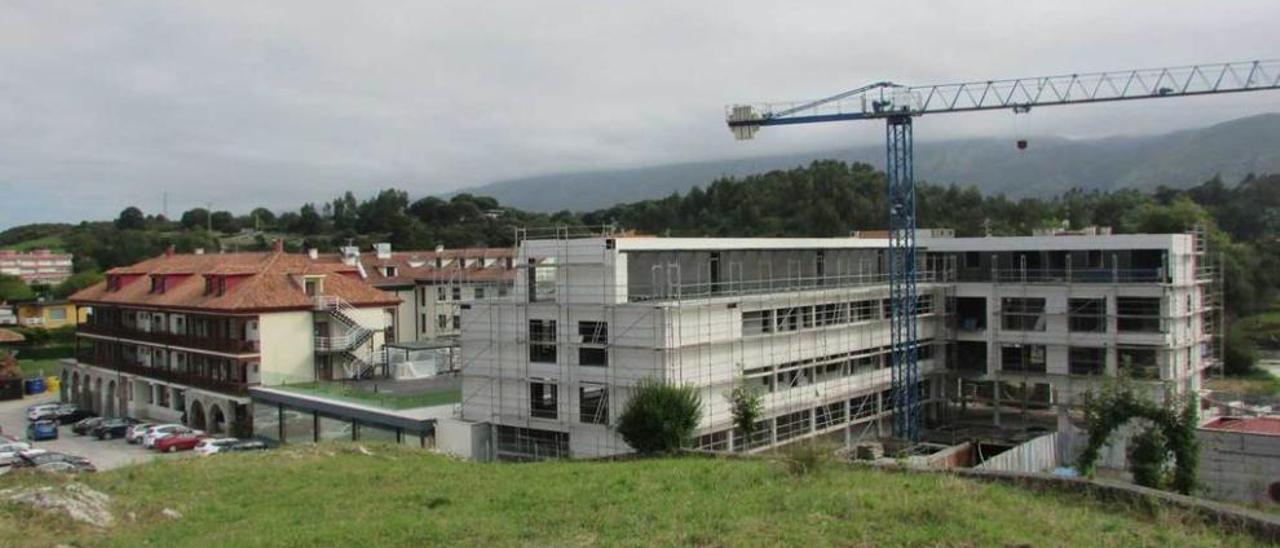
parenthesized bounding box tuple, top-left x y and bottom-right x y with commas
(726, 384, 763, 444)
(616, 380, 702, 454)
(780, 441, 837, 477)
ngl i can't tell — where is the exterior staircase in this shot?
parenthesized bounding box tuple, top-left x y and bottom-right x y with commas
(314, 296, 385, 379)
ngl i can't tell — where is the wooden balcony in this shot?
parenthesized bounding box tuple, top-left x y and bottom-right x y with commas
(78, 323, 259, 355)
(76, 351, 251, 396)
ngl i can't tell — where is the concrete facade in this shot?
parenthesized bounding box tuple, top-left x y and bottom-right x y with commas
(458, 232, 1216, 461)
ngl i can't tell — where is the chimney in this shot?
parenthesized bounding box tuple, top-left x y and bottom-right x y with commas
(164, 245, 176, 257)
(308, 248, 319, 260)
(374, 242, 392, 260)
(273, 239, 285, 253)
(194, 248, 205, 255)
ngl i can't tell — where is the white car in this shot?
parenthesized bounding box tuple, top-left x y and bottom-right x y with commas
(126, 423, 155, 444)
(194, 438, 240, 456)
(0, 441, 32, 466)
(144, 425, 200, 449)
(26, 404, 62, 422)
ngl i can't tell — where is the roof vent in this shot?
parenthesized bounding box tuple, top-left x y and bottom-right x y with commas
(308, 248, 319, 260)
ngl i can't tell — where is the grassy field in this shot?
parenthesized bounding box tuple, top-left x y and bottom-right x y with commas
(5, 234, 66, 252)
(16, 358, 63, 379)
(0, 445, 1265, 547)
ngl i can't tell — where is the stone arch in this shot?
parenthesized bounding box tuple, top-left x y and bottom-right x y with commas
(189, 399, 207, 432)
(105, 380, 117, 418)
(209, 403, 227, 435)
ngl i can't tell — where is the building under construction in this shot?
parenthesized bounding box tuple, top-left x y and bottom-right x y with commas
(448, 227, 1219, 461)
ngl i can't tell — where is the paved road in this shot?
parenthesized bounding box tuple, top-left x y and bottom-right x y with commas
(0, 392, 177, 472)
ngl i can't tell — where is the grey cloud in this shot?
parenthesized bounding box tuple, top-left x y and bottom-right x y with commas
(1, 0, 1278, 228)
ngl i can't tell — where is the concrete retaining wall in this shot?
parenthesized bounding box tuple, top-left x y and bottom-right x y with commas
(1198, 427, 1280, 506)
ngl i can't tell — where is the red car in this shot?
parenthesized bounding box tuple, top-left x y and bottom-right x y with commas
(153, 432, 207, 453)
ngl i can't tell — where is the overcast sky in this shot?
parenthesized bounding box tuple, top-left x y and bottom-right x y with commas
(1, 1, 1278, 229)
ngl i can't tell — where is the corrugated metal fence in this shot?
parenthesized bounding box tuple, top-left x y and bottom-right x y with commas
(974, 432, 1063, 473)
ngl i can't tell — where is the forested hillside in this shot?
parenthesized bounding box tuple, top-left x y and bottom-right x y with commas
(3, 162, 1277, 372)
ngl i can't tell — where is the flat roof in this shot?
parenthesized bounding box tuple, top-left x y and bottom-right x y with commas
(386, 339, 457, 351)
(1200, 416, 1280, 437)
(614, 237, 889, 251)
(919, 234, 1185, 252)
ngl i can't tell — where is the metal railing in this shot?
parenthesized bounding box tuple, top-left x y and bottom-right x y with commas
(627, 270, 944, 302)
(78, 323, 260, 354)
(76, 351, 251, 396)
(956, 268, 1166, 284)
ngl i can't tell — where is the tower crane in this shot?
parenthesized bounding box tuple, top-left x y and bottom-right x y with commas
(726, 59, 1280, 442)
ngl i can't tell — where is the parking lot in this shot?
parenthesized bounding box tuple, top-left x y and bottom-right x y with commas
(0, 392, 179, 472)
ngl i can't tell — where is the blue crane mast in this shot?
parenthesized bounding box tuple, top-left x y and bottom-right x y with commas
(726, 59, 1280, 443)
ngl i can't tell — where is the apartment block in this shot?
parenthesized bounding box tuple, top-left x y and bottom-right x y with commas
(0, 249, 74, 285)
(64, 243, 398, 436)
(323, 243, 516, 345)
(453, 231, 1216, 460)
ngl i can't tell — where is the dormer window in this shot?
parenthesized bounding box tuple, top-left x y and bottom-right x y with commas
(217, 277, 227, 297)
(302, 275, 324, 297)
(107, 275, 120, 292)
(383, 266, 398, 277)
(150, 276, 165, 294)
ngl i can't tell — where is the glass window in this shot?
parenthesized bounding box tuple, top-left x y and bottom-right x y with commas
(1001, 298, 1046, 331)
(529, 319, 557, 363)
(317, 414, 353, 442)
(1068, 298, 1106, 333)
(357, 423, 398, 443)
(253, 402, 281, 443)
(282, 408, 315, 444)
(579, 384, 608, 424)
(530, 381, 558, 419)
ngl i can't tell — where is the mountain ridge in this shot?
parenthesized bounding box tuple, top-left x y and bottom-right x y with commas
(458, 113, 1280, 211)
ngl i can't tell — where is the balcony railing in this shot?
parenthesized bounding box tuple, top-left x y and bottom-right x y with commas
(78, 323, 259, 354)
(76, 351, 250, 396)
(957, 268, 1165, 284)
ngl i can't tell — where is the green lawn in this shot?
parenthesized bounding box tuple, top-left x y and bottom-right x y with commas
(276, 382, 461, 410)
(17, 358, 64, 379)
(0, 445, 1264, 547)
(7, 234, 66, 251)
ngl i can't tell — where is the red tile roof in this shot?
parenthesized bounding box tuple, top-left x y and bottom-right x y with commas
(0, 328, 23, 344)
(1201, 416, 1280, 437)
(71, 251, 399, 312)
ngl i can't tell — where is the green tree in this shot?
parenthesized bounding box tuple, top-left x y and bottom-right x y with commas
(53, 271, 104, 299)
(180, 208, 211, 231)
(0, 274, 34, 302)
(114, 206, 146, 230)
(616, 380, 702, 454)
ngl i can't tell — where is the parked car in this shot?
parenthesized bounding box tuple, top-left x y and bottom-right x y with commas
(143, 424, 192, 449)
(194, 438, 240, 455)
(71, 417, 108, 436)
(26, 403, 62, 422)
(27, 420, 58, 441)
(153, 431, 206, 453)
(35, 460, 96, 474)
(0, 441, 31, 466)
(91, 418, 141, 440)
(228, 440, 269, 453)
(11, 451, 92, 471)
(48, 404, 95, 425)
(126, 423, 155, 444)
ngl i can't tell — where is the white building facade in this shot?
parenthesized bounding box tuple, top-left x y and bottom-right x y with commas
(455, 232, 1216, 460)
